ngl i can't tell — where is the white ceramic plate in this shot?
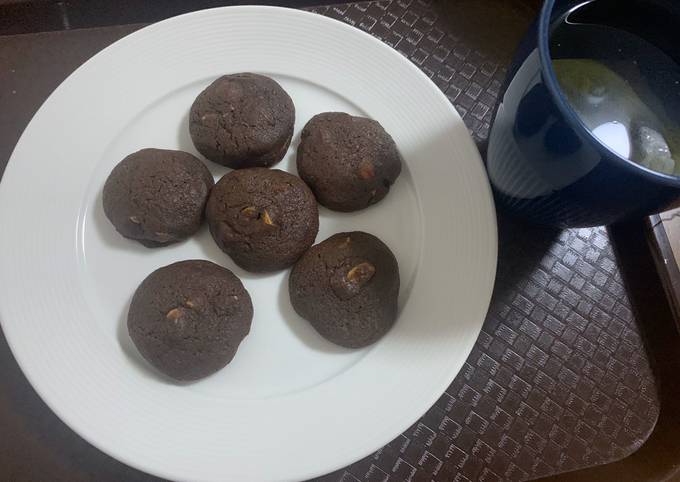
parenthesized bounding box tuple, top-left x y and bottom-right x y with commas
(0, 6, 497, 482)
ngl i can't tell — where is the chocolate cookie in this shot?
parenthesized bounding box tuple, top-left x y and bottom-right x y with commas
(102, 148, 214, 247)
(189, 73, 295, 169)
(289, 232, 400, 348)
(206, 168, 319, 272)
(127, 260, 253, 381)
(296, 112, 402, 212)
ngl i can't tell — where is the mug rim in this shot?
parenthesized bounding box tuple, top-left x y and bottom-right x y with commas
(538, 0, 680, 188)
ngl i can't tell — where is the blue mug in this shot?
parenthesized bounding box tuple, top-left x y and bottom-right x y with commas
(487, 0, 680, 228)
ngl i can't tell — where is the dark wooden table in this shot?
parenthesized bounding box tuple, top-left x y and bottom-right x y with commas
(1, 1, 679, 481)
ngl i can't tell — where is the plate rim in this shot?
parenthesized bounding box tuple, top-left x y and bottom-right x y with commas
(0, 5, 498, 481)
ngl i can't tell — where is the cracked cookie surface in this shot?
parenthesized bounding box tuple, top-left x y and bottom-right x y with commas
(189, 73, 295, 169)
(102, 148, 214, 248)
(289, 231, 399, 348)
(127, 260, 253, 381)
(206, 168, 319, 272)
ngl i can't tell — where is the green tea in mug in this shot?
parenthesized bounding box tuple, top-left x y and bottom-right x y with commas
(551, 0, 680, 175)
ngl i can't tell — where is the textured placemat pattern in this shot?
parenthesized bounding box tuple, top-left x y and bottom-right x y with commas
(0, 2, 660, 481)
(308, 1, 660, 480)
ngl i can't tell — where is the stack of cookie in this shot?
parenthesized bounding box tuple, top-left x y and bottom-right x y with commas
(102, 73, 403, 381)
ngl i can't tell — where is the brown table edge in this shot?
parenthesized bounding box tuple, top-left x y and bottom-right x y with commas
(648, 215, 680, 331)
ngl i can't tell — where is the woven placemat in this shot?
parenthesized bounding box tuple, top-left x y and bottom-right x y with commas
(307, 2, 660, 480)
(0, 2, 660, 481)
